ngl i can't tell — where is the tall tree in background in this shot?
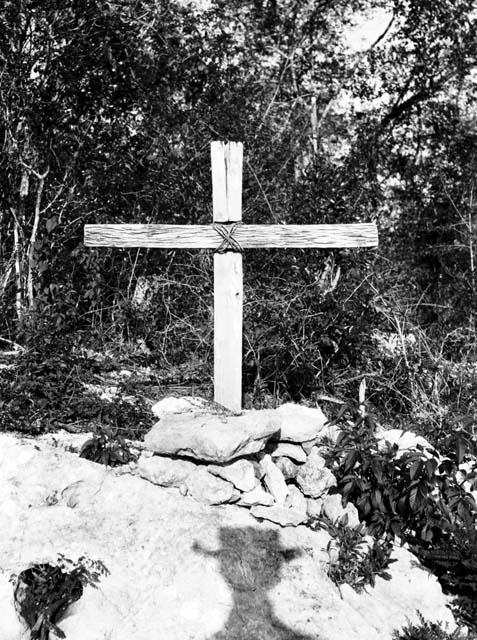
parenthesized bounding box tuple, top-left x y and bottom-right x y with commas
(0, 0, 475, 399)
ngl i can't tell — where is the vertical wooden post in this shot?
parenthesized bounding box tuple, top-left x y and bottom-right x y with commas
(211, 141, 243, 413)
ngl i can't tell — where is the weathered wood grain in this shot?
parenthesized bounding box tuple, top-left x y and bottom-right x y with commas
(212, 142, 243, 413)
(214, 252, 242, 412)
(211, 141, 243, 222)
(84, 223, 378, 249)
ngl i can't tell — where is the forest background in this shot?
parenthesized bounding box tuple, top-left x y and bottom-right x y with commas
(0, 0, 476, 441)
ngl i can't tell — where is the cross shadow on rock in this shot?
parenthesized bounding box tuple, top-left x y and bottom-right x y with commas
(193, 527, 315, 640)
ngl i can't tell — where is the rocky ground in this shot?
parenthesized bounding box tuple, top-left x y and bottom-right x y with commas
(0, 397, 458, 639)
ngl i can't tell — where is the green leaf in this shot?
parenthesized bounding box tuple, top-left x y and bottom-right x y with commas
(46, 217, 58, 233)
(342, 481, 354, 496)
(425, 458, 438, 479)
(339, 512, 349, 527)
(409, 487, 418, 510)
(456, 437, 466, 465)
(409, 460, 422, 481)
(390, 519, 401, 536)
(343, 450, 358, 473)
(370, 459, 383, 483)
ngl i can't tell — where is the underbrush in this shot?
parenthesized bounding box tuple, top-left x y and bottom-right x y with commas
(0, 332, 154, 439)
(393, 612, 469, 640)
(308, 516, 396, 592)
(319, 396, 477, 633)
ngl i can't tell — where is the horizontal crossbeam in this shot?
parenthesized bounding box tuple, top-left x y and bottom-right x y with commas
(84, 223, 378, 249)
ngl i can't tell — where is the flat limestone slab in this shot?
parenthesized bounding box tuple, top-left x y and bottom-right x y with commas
(151, 396, 221, 419)
(275, 404, 328, 443)
(144, 410, 281, 463)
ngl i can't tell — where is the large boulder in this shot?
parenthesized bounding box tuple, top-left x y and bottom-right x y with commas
(144, 410, 280, 463)
(0, 432, 457, 640)
(275, 404, 328, 443)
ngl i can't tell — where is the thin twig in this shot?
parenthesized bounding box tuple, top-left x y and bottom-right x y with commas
(27, 168, 49, 308)
(246, 160, 278, 221)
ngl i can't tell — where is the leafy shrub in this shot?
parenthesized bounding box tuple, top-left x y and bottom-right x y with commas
(11, 555, 109, 640)
(392, 612, 470, 640)
(80, 425, 137, 466)
(309, 515, 395, 592)
(325, 401, 477, 544)
(324, 397, 477, 632)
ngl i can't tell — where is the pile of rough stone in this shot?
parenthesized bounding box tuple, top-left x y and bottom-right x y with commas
(133, 397, 360, 528)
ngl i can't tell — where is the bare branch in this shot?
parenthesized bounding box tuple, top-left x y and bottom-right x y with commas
(27, 168, 49, 308)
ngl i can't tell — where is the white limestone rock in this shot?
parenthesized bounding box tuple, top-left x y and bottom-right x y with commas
(317, 423, 341, 444)
(376, 428, 437, 460)
(323, 493, 360, 527)
(144, 410, 280, 463)
(302, 439, 318, 454)
(297, 448, 337, 498)
(137, 454, 196, 488)
(270, 442, 307, 463)
(285, 485, 308, 518)
(306, 497, 323, 518)
(251, 459, 265, 479)
(208, 459, 256, 493)
(275, 403, 328, 443)
(274, 456, 299, 480)
(337, 544, 455, 638)
(0, 432, 459, 640)
(60, 479, 107, 509)
(250, 504, 308, 527)
(185, 467, 235, 505)
(260, 454, 288, 505)
(238, 485, 275, 507)
(0, 572, 25, 639)
(151, 396, 211, 419)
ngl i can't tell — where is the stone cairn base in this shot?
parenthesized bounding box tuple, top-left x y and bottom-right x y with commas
(134, 397, 360, 528)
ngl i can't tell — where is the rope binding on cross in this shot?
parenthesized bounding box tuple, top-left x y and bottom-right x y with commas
(212, 222, 243, 253)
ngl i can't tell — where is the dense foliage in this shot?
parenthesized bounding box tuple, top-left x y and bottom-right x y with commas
(0, 1, 475, 421)
(321, 399, 477, 631)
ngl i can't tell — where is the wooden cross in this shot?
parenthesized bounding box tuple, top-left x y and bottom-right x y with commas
(85, 141, 378, 413)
